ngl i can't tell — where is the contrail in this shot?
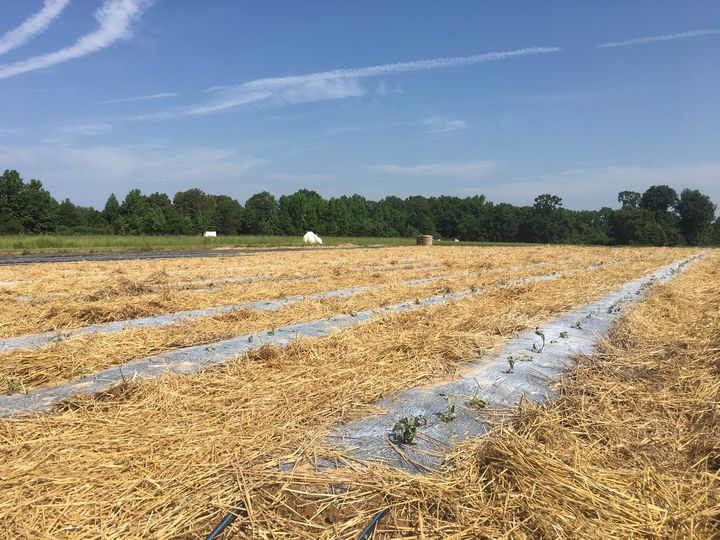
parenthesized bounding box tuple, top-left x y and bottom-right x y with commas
(100, 92, 180, 104)
(0, 0, 152, 80)
(598, 28, 720, 48)
(137, 46, 562, 118)
(0, 0, 71, 56)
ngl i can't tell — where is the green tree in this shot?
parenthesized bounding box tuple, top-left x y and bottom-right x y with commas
(405, 195, 436, 236)
(102, 194, 120, 227)
(212, 195, 244, 234)
(430, 196, 463, 239)
(56, 199, 83, 231)
(118, 189, 148, 234)
(278, 189, 326, 234)
(243, 191, 278, 234)
(370, 196, 411, 237)
(173, 188, 215, 233)
(343, 194, 372, 236)
(520, 194, 572, 243)
(617, 191, 641, 209)
(640, 185, 678, 214)
(0, 169, 25, 232)
(677, 188, 716, 245)
(487, 203, 523, 242)
(638, 185, 682, 245)
(324, 195, 370, 236)
(712, 218, 720, 245)
(0, 170, 24, 214)
(533, 194, 563, 212)
(147, 192, 172, 209)
(462, 196, 492, 241)
(19, 179, 58, 233)
(611, 207, 666, 245)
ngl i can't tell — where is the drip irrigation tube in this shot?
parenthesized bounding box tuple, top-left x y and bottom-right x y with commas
(205, 501, 246, 540)
(356, 508, 390, 540)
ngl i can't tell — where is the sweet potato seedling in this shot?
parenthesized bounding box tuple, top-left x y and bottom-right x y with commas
(467, 379, 489, 409)
(393, 416, 427, 444)
(532, 327, 545, 353)
(440, 396, 456, 422)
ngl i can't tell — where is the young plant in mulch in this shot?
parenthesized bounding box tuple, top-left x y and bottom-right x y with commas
(439, 396, 456, 422)
(532, 327, 545, 353)
(6, 376, 25, 394)
(636, 277, 659, 295)
(505, 352, 532, 373)
(49, 331, 70, 344)
(505, 357, 515, 374)
(509, 353, 533, 363)
(467, 379, 489, 410)
(393, 416, 427, 444)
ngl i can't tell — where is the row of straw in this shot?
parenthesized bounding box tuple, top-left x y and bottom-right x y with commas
(0, 253, 645, 394)
(0, 244, 601, 336)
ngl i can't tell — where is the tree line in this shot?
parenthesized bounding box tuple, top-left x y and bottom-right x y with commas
(1, 169, 718, 246)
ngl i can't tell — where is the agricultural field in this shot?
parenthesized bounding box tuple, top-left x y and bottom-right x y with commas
(0, 245, 717, 538)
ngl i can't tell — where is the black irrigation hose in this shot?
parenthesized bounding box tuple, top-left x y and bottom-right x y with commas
(205, 501, 247, 540)
(356, 508, 390, 540)
(205, 500, 388, 539)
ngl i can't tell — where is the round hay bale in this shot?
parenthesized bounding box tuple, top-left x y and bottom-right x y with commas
(416, 235, 433, 246)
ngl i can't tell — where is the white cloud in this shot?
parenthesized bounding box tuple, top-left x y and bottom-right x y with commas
(422, 116, 468, 134)
(0, 0, 71, 56)
(266, 173, 337, 181)
(598, 29, 720, 48)
(0, 142, 268, 204)
(316, 126, 364, 137)
(59, 122, 113, 136)
(367, 161, 496, 179)
(0, 0, 152, 80)
(480, 91, 599, 104)
(134, 46, 560, 119)
(376, 80, 402, 96)
(100, 92, 180, 104)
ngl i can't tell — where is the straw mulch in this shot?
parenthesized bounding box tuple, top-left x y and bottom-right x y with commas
(245, 253, 720, 539)
(0, 245, 597, 337)
(0, 245, 683, 338)
(0, 250, 714, 538)
(0, 250, 683, 394)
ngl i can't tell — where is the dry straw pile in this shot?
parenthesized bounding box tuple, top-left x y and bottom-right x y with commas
(0, 247, 715, 538)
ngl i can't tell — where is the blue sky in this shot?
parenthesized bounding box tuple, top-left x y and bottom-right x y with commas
(0, 0, 718, 210)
